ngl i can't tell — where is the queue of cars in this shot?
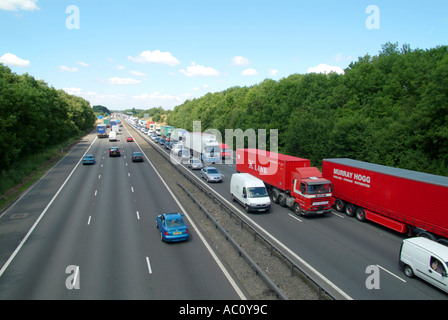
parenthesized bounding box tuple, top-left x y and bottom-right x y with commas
(84, 120, 190, 244)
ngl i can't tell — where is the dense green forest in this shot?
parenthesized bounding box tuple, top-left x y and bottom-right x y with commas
(0, 64, 96, 172)
(168, 43, 448, 176)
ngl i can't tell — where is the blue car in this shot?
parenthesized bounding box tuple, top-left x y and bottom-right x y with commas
(82, 154, 95, 165)
(156, 212, 189, 242)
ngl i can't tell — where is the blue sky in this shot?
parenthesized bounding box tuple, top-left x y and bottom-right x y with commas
(1, 0, 447, 110)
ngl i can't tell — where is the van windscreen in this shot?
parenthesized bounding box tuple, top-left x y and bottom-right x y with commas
(248, 187, 268, 198)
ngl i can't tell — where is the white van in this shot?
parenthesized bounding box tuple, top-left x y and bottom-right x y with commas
(399, 237, 448, 293)
(230, 173, 271, 213)
(109, 131, 117, 141)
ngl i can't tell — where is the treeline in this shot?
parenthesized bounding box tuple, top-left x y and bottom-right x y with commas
(167, 43, 448, 176)
(0, 64, 96, 171)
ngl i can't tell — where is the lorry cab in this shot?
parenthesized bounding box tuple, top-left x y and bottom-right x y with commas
(230, 173, 271, 213)
(290, 167, 333, 215)
(399, 237, 448, 293)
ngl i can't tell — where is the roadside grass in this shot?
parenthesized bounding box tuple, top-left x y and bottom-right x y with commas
(0, 131, 91, 212)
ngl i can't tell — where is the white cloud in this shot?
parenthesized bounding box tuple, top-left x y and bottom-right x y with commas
(62, 87, 83, 95)
(332, 53, 354, 63)
(307, 63, 344, 75)
(130, 70, 146, 77)
(76, 61, 89, 67)
(59, 65, 78, 72)
(106, 77, 142, 85)
(231, 56, 250, 66)
(268, 68, 279, 76)
(0, 0, 39, 11)
(179, 62, 220, 77)
(0, 53, 30, 67)
(241, 68, 258, 76)
(128, 50, 180, 66)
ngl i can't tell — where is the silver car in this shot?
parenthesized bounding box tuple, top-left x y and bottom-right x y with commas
(201, 167, 224, 182)
(189, 158, 203, 170)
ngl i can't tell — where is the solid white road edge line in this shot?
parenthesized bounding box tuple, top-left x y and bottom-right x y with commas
(131, 131, 248, 300)
(0, 136, 98, 277)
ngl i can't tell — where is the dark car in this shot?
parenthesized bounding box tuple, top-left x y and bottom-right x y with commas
(132, 151, 144, 162)
(159, 138, 166, 145)
(165, 141, 173, 150)
(109, 147, 120, 157)
(156, 212, 189, 242)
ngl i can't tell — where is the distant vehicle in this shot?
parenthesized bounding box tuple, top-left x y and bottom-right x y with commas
(183, 132, 220, 163)
(165, 141, 173, 150)
(178, 149, 190, 163)
(220, 143, 231, 159)
(230, 173, 271, 213)
(156, 212, 190, 242)
(131, 152, 144, 162)
(172, 143, 183, 155)
(154, 137, 161, 143)
(97, 124, 107, 138)
(109, 147, 120, 157)
(82, 154, 95, 165)
(127, 137, 133, 142)
(189, 157, 203, 170)
(160, 138, 166, 145)
(201, 167, 224, 183)
(109, 131, 117, 141)
(399, 237, 448, 293)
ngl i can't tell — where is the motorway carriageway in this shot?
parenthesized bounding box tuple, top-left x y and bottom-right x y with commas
(0, 125, 245, 299)
(132, 121, 448, 301)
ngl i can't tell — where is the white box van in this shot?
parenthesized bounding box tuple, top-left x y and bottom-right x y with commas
(230, 173, 271, 213)
(399, 237, 448, 293)
(109, 131, 117, 141)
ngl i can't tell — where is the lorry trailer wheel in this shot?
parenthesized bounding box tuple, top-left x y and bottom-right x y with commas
(345, 203, 356, 217)
(355, 208, 366, 222)
(335, 199, 345, 212)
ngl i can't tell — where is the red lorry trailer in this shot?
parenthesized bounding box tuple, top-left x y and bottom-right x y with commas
(236, 149, 334, 216)
(322, 158, 448, 243)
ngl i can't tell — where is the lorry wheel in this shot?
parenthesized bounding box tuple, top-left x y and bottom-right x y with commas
(272, 192, 279, 204)
(404, 265, 414, 278)
(278, 194, 286, 207)
(355, 208, 366, 222)
(345, 203, 356, 217)
(335, 199, 345, 212)
(293, 203, 301, 216)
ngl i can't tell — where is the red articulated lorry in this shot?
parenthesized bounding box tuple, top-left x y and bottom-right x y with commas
(236, 149, 334, 216)
(322, 158, 448, 244)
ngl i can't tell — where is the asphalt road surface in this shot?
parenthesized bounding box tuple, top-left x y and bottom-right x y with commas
(0, 128, 245, 300)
